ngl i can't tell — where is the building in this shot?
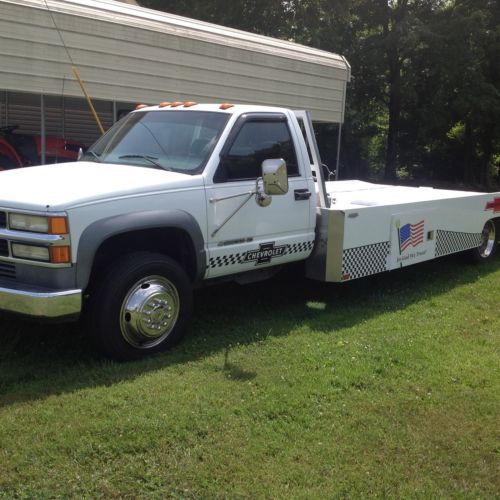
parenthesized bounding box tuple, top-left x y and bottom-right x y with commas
(0, 0, 350, 161)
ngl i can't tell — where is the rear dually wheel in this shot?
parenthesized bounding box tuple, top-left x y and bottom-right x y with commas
(470, 220, 497, 262)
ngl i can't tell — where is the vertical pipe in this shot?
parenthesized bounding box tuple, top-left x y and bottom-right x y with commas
(335, 122, 342, 181)
(113, 100, 117, 124)
(5, 91, 9, 126)
(40, 94, 46, 165)
(62, 95, 66, 139)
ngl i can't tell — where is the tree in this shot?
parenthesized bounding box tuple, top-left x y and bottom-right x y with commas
(139, 0, 294, 37)
(400, 0, 500, 185)
(137, 0, 499, 187)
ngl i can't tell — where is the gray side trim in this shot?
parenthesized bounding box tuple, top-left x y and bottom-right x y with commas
(14, 264, 78, 290)
(76, 210, 206, 289)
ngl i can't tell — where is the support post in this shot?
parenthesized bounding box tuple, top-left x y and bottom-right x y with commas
(335, 122, 342, 181)
(5, 91, 9, 126)
(40, 94, 46, 165)
(62, 95, 66, 139)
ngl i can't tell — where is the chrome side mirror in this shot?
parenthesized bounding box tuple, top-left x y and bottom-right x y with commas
(262, 159, 289, 195)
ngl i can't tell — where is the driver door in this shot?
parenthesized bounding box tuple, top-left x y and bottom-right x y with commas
(205, 112, 316, 278)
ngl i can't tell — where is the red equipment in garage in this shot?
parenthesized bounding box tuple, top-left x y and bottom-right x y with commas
(0, 125, 85, 171)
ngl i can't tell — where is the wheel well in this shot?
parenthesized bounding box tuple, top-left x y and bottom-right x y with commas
(88, 228, 198, 288)
(491, 217, 500, 244)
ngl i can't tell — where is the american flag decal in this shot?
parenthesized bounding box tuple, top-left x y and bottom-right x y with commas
(398, 220, 424, 253)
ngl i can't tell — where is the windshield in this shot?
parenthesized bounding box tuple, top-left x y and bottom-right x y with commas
(80, 110, 229, 173)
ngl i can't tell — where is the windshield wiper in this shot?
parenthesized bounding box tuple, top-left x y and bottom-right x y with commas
(118, 154, 171, 170)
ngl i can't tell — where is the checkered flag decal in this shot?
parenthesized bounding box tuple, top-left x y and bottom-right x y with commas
(209, 240, 315, 269)
(284, 241, 314, 255)
(342, 241, 391, 280)
(209, 253, 243, 268)
(435, 230, 481, 257)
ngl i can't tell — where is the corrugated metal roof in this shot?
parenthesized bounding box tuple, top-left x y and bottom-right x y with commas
(0, 0, 350, 122)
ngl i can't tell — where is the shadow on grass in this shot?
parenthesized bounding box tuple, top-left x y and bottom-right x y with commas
(0, 253, 498, 406)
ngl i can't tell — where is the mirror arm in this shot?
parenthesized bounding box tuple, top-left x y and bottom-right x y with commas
(209, 178, 271, 237)
(209, 190, 255, 203)
(209, 190, 256, 237)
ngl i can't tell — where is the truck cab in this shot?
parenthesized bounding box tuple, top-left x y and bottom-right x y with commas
(0, 103, 319, 360)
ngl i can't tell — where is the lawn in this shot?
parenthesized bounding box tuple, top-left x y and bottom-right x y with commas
(0, 254, 499, 498)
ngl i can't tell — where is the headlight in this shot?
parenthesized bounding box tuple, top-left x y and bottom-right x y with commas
(11, 244, 50, 262)
(9, 214, 68, 234)
(9, 214, 48, 233)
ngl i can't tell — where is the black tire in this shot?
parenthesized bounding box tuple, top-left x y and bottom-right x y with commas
(469, 220, 498, 263)
(86, 252, 192, 361)
(0, 154, 18, 171)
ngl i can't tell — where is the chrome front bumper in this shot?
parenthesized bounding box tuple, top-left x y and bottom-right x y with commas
(0, 283, 82, 318)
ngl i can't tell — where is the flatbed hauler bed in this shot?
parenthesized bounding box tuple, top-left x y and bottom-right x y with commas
(306, 180, 499, 282)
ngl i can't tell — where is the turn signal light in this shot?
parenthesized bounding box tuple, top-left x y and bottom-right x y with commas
(48, 216, 68, 235)
(50, 246, 71, 264)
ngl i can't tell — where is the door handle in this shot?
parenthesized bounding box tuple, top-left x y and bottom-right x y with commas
(294, 189, 312, 201)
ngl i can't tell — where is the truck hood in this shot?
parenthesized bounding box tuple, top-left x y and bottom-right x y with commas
(0, 162, 203, 211)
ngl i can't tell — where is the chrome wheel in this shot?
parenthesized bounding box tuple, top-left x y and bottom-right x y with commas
(478, 220, 496, 259)
(119, 275, 180, 349)
(88, 252, 192, 361)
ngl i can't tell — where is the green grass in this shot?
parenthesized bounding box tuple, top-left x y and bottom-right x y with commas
(0, 254, 499, 498)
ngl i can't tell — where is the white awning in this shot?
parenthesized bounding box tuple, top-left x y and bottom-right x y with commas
(0, 0, 350, 122)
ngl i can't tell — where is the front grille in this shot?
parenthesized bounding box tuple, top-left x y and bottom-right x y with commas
(0, 261, 16, 279)
(0, 239, 8, 257)
(0, 211, 6, 228)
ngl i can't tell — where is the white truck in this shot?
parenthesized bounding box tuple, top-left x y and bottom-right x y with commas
(0, 103, 498, 360)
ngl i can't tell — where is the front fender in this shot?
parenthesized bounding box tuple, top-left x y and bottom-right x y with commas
(76, 209, 206, 289)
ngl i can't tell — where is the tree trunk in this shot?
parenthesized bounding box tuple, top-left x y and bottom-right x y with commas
(383, 2, 404, 181)
(463, 118, 474, 184)
(385, 47, 401, 181)
(479, 126, 493, 188)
